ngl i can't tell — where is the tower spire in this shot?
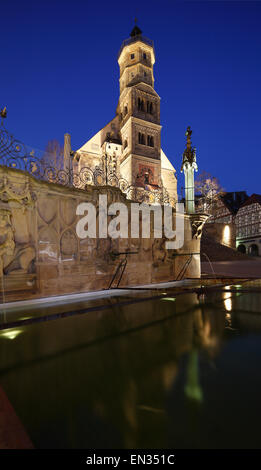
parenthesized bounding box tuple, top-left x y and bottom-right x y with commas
(130, 23, 142, 37)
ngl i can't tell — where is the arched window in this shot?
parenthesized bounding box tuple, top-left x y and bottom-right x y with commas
(124, 105, 128, 116)
(147, 135, 154, 147)
(138, 133, 145, 145)
(249, 244, 259, 256)
(237, 245, 246, 254)
(146, 101, 153, 114)
(138, 98, 144, 111)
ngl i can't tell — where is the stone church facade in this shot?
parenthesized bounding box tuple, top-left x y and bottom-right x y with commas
(0, 27, 208, 302)
(74, 25, 177, 205)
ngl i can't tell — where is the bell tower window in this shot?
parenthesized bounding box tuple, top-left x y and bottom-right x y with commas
(138, 98, 145, 111)
(147, 101, 153, 114)
(147, 135, 154, 147)
(138, 132, 145, 145)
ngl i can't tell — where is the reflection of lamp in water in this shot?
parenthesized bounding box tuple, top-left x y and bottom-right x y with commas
(184, 350, 203, 403)
(0, 328, 23, 340)
(224, 292, 232, 312)
(225, 312, 232, 327)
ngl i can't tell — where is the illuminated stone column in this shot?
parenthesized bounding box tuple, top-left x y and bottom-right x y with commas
(181, 126, 198, 214)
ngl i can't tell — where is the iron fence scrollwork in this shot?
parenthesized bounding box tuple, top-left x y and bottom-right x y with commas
(0, 120, 174, 206)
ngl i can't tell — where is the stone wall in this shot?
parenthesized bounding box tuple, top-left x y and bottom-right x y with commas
(203, 222, 236, 249)
(0, 166, 206, 302)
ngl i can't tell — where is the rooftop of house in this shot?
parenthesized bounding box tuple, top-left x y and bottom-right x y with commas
(240, 193, 261, 208)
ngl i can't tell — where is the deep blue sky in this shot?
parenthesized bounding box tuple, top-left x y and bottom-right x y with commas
(2, 0, 261, 196)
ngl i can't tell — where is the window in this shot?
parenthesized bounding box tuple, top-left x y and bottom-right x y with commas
(124, 105, 128, 116)
(138, 132, 145, 145)
(143, 52, 147, 59)
(147, 135, 154, 147)
(138, 98, 145, 111)
(147, 101, 153, 114)
(144, 71, 147, 77)
(124, 140, 128, 149)
(131, 53, 135, 59)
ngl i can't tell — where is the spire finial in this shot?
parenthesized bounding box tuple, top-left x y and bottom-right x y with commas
(0, 107, 7, 126)
(130, 22, 142, 37)
(185, 126, 192, 149)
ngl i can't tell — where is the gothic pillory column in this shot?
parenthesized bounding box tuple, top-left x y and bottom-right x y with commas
(181, 126, 198, 214)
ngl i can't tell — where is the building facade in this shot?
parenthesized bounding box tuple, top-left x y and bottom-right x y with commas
(235, 194, 261, 256)
(204, 191, 248, 224)
(192, 191, 247, 249)
(74, 25, 177, 204)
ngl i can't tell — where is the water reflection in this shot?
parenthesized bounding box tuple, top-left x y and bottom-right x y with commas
(0, 287, 261, 448)
(224, 293, 232, 312)
(0, 328, 23, 340)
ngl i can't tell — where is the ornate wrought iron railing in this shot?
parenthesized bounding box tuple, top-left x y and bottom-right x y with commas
(0, 119, 174, 206)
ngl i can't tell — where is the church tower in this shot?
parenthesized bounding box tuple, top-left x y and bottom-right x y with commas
(75, 25, 177, 204)
(117, 25, 162, 189)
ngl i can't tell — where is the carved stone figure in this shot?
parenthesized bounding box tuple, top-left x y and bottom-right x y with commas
(190, 214, 209, 239)
(0, 209, 15, 276)
(4, 245, 35, 275)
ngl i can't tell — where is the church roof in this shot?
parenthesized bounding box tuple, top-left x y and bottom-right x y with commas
(105, 132, 122, 145)
(118, 27, 154, 60)
(130, 25, 142, 37)
(161, 149, 175, 172)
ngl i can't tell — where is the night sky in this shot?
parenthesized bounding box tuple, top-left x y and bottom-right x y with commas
(2, 0, 261, 196)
